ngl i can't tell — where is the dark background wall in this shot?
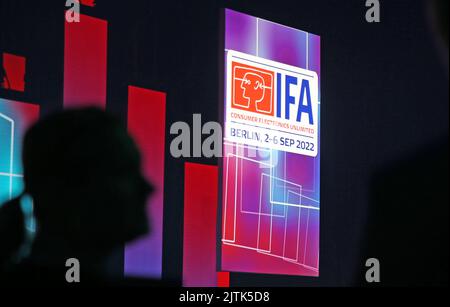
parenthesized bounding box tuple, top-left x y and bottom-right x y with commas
(1, 0, 448, 286)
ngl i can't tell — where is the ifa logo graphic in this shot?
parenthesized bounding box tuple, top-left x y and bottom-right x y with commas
(228, 51, 317, 126)
(226, 51, 319, 157)
(231, 62, 274, 116)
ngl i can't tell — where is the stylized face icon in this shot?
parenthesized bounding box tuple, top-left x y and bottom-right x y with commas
(241, 72, 265, 104)
(231, 62, 274, 115)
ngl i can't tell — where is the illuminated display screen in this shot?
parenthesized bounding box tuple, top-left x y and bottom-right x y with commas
(221, 9, 320, 277)
(0, 99, 39, 206)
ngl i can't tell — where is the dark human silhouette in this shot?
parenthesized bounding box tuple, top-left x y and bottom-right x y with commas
(0, 107, 156, 286)
(361, 0, 448, 286)
(0, 197, 24, 270)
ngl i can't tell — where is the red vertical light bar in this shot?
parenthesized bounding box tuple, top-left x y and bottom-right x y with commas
(125, 86, 166, 278)
(183, 162, 218, 287)
(63, 14, 107, 108)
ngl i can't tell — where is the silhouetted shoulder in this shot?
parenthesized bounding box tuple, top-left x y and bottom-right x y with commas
(364, 137, 448, 286)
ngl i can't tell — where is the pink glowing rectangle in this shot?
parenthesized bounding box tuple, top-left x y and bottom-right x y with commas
(1, 53, 26, 92)
(183, 163, 218, 287)
(125, 86, 166, 278)
(64, 13, 107, 108)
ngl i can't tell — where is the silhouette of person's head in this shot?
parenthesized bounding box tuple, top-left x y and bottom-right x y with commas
(241, 72, 265, 104)
(21, 107, 152, 264)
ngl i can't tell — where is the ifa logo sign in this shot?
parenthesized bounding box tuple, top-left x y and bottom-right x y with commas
(226, 51, 319, 157)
